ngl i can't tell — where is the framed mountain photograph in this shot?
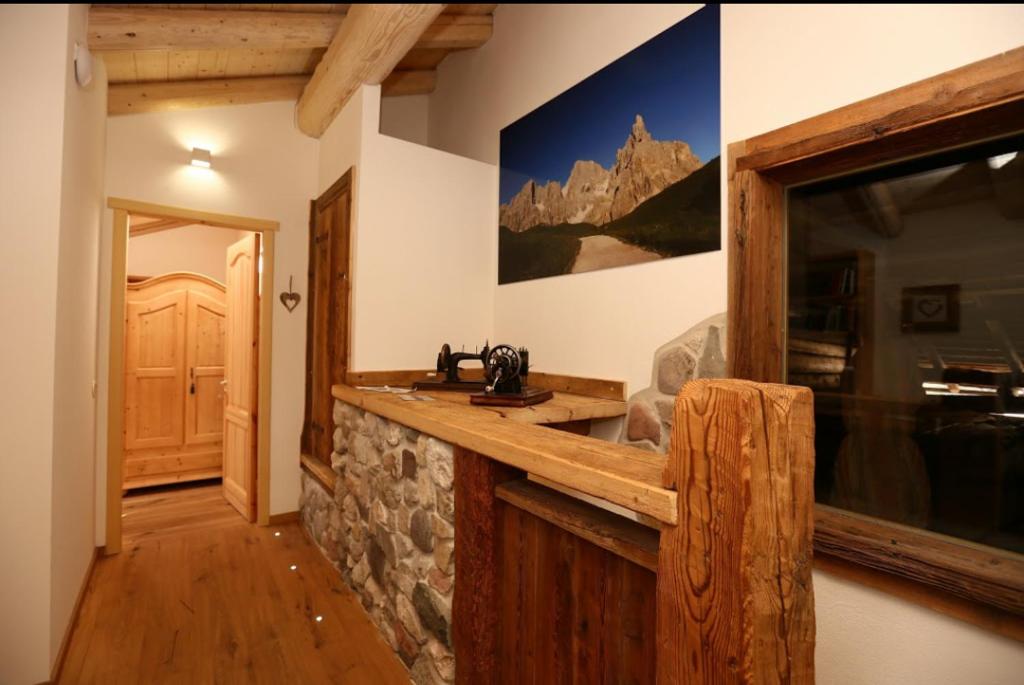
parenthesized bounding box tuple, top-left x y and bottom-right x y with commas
(498, 6, 721, 284)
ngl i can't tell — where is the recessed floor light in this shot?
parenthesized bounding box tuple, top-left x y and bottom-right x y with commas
(315, 615, 323, 623)
(289, 564, 298, 571)
(274, 531, 281, 537)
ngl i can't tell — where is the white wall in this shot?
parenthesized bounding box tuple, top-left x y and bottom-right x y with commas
(127, 224, 246, 282)
(50, 3, 107, 667)
(319, 86, 496, 372)
(101, 101, 318, 525)
(0, 6, 67, 681)
(380, 94, 430, 146)
(427, 3, 1024, 683)
(429, 4, 723, 395)
(0, 4, 106, 682)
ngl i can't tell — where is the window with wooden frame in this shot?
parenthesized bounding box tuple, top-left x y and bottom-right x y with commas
(728, 48, 1024, 633)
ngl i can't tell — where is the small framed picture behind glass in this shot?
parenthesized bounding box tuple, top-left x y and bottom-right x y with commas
(900, 284, 960, 333)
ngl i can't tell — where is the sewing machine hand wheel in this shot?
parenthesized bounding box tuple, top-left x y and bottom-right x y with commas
(437, 343, 452, 372)
(484, 344, 521, 391)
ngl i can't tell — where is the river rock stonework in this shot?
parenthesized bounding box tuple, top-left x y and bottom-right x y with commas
(620, 313, 727, 452)
(300, 400, 456, 683)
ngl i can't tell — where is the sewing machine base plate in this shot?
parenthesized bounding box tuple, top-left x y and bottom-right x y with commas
(470, 386, 554, 407)
(412, 379, 487, 392)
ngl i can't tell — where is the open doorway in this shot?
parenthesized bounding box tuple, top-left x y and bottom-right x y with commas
(105, 198, 278, 554)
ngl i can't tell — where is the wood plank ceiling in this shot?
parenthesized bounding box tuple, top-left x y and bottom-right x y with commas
(90, 4, 495, 116)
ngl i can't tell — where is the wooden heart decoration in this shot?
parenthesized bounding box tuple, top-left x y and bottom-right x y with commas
(279, 276, 301, 313)
(916, 298, 943, 319)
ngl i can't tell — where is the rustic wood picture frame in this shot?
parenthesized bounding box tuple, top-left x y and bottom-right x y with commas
(727, 47, 1024, 633)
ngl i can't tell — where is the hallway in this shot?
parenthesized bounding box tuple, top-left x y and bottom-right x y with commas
(57, 485, 408, 684)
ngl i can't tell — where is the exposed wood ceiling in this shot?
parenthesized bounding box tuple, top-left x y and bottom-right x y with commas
(90, 4, 496, 117)
(296, 4, 444, 137)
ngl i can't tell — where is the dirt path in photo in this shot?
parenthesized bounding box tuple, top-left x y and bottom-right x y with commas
(570, 235, 661, 274)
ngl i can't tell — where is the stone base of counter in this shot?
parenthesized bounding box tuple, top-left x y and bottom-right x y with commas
(300, 400, 457, 683)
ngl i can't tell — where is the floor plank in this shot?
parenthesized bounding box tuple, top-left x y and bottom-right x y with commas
(60, 484, 409, 684)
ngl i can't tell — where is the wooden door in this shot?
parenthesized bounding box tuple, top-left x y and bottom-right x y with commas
(223, 233, 259, 521)
(303, 171, 352, 465)
(185, 290, 226, 446)
(125, 289, 187, 451)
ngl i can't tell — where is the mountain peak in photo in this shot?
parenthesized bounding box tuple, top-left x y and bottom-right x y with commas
(500, 114, 702, 232)
(630, 114, 652, 143)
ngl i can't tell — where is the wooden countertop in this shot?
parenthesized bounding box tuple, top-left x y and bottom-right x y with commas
(401, 389, 626, 425)
(332, 384, 676, 524)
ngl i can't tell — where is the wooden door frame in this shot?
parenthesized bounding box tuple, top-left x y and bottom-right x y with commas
(105, 197, 279, 554)
(727, 47, 1024, 631)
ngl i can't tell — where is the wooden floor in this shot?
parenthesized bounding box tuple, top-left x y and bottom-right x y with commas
(59, 483, 409, 684)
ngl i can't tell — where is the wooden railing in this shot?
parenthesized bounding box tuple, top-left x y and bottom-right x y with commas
(333, 378, 815, 682)
(451, 379, 816, 684)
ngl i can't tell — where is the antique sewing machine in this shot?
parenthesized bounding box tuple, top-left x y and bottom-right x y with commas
(471, 344, 553, 407)
(412, 342, 553, 406)
(412, 343, 490, 391)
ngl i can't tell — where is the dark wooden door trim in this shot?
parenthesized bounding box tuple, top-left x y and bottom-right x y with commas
(727, 47, 1024, 623)
(303, 168, 354, 465)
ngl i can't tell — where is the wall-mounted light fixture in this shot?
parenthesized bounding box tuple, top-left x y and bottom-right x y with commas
(190, 147, 212, 169)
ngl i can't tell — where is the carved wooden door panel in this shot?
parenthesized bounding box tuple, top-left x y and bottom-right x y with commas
(223, 233, 259, 521)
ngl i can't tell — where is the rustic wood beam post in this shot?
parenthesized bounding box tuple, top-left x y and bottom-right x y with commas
(657, 379, 816, 684)
(452, 447, 520, 685)
(296, 4, 445, 138)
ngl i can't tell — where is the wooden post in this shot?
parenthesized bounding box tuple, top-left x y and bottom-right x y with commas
(656, 379, 816, 684)
(296, 4, 445, 137)
(452, 447, 520, 685)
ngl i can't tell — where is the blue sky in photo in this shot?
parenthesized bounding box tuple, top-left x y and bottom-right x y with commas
(499, 5, 720, 205)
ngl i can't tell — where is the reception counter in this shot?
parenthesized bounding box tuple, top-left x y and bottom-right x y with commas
(299, 379, 816, 684)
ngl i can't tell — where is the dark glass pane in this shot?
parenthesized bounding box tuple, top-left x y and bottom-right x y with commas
(787, 134, 1024, 554)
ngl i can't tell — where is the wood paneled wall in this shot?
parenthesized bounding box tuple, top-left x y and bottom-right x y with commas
(497, 503, 657, 684)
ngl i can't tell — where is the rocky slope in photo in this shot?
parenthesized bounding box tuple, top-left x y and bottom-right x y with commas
(499, 114, 702, 232)
(498, 155, 721, 283)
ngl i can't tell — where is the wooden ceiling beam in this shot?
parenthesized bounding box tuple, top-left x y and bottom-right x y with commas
(109, 76, 308, 115)
(89, 7, 343, 51)
(107, 69, 438, 116)
(88, 6, 492, 52)
(382, 70, 438, 97)
(443, 4, 498, 15)
(296, 4, 444, 138)
(92, 4, 352, 13)
(416, 14, 492, 50)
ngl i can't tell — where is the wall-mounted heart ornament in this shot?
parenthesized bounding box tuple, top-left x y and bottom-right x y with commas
(280, 276, 301, 313)
(916, 298, 944, 319)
